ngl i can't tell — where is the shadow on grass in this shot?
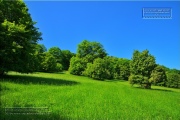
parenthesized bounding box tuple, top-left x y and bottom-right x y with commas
(105, 79, 127, 82)
(133, 86, 173, 92)
(151, 88, 174, 92)
(0, 108, 69, 120)
(40, 71, 65, 74)
(0, 74, 79, 86)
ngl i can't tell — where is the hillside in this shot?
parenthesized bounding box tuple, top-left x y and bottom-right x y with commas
(0, 72, 180, 120)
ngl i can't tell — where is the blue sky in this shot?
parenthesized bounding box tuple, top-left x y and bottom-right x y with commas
(24, 1, 180, 70)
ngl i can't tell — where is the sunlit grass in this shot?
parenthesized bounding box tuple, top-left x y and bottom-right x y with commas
(0, 72, 180, 120)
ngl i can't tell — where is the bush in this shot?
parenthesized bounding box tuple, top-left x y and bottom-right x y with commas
(83, 58, 105, 80)
(56, 63, 63, 72)
(129, 74, 151, 89)
(83, 57, 114, 80)
(41, 52, 57, 72)
(68, 57, 86, 75)
(166, 72, 180, 88)
(129, 74, 143, 85)
(82, 63, 93, 77)
(149, 65, 167, 86)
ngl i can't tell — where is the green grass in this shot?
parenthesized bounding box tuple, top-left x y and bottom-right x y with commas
(0, 72, 180, 120)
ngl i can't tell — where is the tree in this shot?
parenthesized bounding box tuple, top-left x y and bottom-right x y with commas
(83, 58, 107, 80)
(0, 0, 42, 75)
(118, 58, 130, 80)
(61, 50, 75, 70)
(83, 57, 114, 80)
(109, 57, 120, 79)
(166, 69, 180, 88)
(129, 50, 156, 89)
(77, 40, 107, 63)
(104, 57, 115, 80)
(34, 44, 47, 71)
(41, 52, 59, 72)
(69, 40, 107, 75)
(35, 44, 47, 54)
(129, 74, 144, 86)
(68, 56, 86, 75)
(149, 65, 167, 86)
(48, 47, 63, 64)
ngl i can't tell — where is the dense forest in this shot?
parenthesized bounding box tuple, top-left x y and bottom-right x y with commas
(0, 0, 180, 89)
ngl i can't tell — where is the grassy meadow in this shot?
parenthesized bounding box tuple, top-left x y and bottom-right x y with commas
(0, 72, 180, 120)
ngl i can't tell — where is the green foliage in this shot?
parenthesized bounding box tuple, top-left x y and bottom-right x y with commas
(83, 63, 93, 77)
(41, 52, 57, 72)
(129, 74, 145, 85)
(130, 50, 156, 77)
(150, 65, 167, 86)
(166, 71, 180, 88)
(70, 40, 131, 80)
(129, 50, 156, 89)
(61, 50, 75, 70)
(68, 56, 86, 75)
(56, 63, 63, 72)
(48, 48, 75, 71)
(117, 58, 130, 80)
(108, 57, 119, 79)
(0, 0, 42, 74)
(83, 57, 114, 80)
(69, 40, 107, 76)
(35, 44, 47, 53)
(129, 74, 151, 88)
(83, 58, 107, 80)
(32, 44, 47, 71)
(77, 40, 107, 63)
(103, 57, 115, 79)
(48, 47, 63, 64)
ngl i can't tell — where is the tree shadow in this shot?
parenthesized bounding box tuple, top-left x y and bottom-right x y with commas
(0, 107, 69, 120)
(105, 79, 127, 82)
(40, 71, 65, 74)
(150, 88, 173, 92)
(0, 74, 79, 86)
(133, 86, 174, 92)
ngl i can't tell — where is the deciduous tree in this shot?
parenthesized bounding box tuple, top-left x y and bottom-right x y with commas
(77, 40, 107, 63)
(149, 65, 167, 86)
(0, 0, 42, 75)
(166, 69, 180, 88)
(68, 56, 86, 75)
(41, 52, 58, 72)
(48, 47, 63, 64)
(61, 50, 75, 70)
(69, 40, 107, 75)
(129, 50, 156, 89)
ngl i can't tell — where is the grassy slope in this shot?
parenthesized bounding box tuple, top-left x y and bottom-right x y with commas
(0, 72, 180, 120)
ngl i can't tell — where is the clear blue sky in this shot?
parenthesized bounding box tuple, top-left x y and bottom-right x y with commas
(24, 1, 180, 70)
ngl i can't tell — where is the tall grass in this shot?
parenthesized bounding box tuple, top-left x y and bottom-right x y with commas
(0, 72, 180, 120)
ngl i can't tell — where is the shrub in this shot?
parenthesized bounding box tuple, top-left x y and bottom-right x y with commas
(56, 63, 63, 72)
(68, 57, 86, 75)
(84, 57, 114, 80)
(166, 72, 180, 88)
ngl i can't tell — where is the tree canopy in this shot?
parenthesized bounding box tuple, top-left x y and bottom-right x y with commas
(129, 50, 156, 89)
(77, 40, 107, 63)
(149, 65, 167, 86)
(69, 40, 107, 75)
(0, 0, 42, 75)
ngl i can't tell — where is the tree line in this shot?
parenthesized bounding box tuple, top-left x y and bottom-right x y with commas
(0, 0, 179, 89)
(33, 45, 75, 72)
(68, 40, 180, 89)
